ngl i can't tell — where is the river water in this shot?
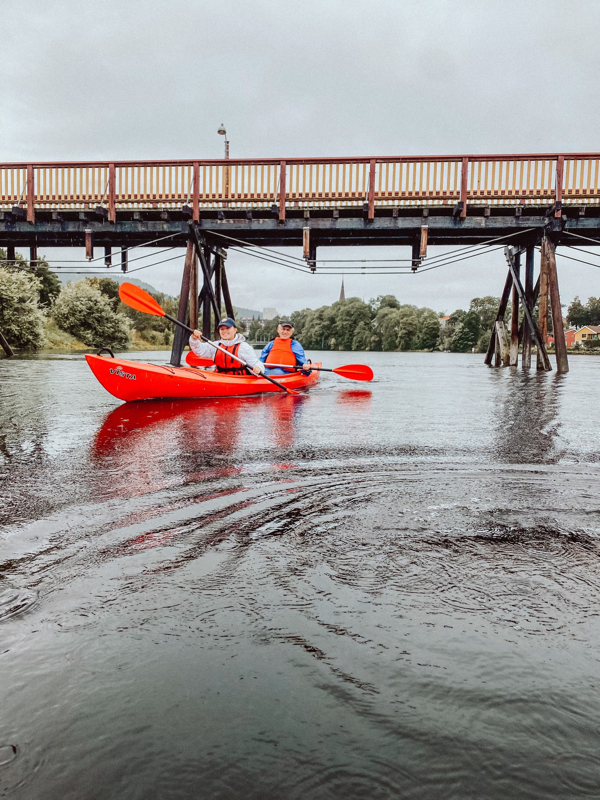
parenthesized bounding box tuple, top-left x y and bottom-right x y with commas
(1, 350, 600, 799)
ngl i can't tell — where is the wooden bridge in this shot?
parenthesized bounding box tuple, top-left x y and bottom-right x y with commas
(1, 152, 599, 372)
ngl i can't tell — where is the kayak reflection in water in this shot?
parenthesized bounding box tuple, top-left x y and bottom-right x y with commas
(260, 319, 314, 376)
(190, 317, 265, 376)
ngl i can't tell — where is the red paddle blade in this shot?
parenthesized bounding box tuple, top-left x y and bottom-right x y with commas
(185, 351, 214, 368)
(118, 282, 165, 317)
(332, 364, 374, 382)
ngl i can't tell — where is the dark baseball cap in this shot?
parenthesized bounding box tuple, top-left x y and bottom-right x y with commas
(278, 319, 294, 327)
(218, 317, 237, 328)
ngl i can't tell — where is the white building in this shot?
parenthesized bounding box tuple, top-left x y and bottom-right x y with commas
(263, 307, 278, 320)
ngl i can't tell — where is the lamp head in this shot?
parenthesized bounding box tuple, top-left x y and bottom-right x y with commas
(217, 124, 227, 136)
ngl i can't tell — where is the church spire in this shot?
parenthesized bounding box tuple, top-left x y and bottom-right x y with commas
(339, 278, 345, 302)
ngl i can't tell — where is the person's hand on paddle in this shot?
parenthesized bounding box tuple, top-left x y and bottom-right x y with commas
(192, 329, 202, 340)
(252, 363, 264, 375)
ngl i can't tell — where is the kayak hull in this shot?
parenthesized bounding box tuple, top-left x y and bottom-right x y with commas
(85, 353, 321, 401)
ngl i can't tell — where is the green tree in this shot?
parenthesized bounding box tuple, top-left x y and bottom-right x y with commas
(469, 296, 501, 331)
(586, 297, 600, 326)
(374, 307, 402, 351)
(0, 266, 46, 350)
(450, 310, 480, 352)
(414, 307, 441, 350)
(372, 294, 400, 313)
(395, 306, 419, 350)
(53, 280, 130, 349)
(290, 308, 311, 340)
(248, 318, 265, 341)
(331, 297, 372, 350)
(437, 309, 465, 351)
(352, 321, 371, 350)
(298, 305, 336, 349)
(567, 296, 590, 327)
(33, 264, 61, 308)
(87, 277, 120, 310)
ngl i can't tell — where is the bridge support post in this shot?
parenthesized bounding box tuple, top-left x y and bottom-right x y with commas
(545, 236, 569, 373)
(170, 240, 195, 367)
(521, 244, 535, 368)
(189, 246, 199, 331)
(509, 251, 520, 365)
(104, 247, 112, 267)
(505, 246, 551, 371)
(219, 250, 235, 318)
(537, 239, 549, 371)
(201, 246, 212, 339)
(484, 271, 512, 367)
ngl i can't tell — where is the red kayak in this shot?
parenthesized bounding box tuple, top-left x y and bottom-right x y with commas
(85, 353, 321, 401)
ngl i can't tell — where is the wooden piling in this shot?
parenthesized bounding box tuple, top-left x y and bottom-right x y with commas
(214, 252, 222, 321)
(169, 240, 195, 367)
(537, 238, 549, 370)
(509, 251, 520, 365)
(220, 252, 235, 318)
(522, 244, 535, 368)
(545, 237, 569, 374)
(201, 247, 213, 338)
(505, 246, 551, 371)
(496, 320, 510, 365)
(189, 245, 198, 331)
(484, 271, 513, 366)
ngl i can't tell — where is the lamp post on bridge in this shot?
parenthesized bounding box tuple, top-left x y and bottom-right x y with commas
(218, 123, 230, 200)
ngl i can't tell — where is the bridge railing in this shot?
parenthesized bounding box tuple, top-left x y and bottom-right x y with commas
(1, 154, 599, 223)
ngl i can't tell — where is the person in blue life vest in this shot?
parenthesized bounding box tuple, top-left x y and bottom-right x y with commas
(190, 317, 265, 375)
(260, 319, 314, 375)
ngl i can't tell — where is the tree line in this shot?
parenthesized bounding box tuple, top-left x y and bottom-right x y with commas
(3, 248, 595, 355)
(249, 294, 506, 353)
(0, 251, 177, 351)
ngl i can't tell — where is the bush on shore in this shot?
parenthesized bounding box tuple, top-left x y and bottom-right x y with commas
(0, 266, 46, 350)
(53, 280, 130, 349)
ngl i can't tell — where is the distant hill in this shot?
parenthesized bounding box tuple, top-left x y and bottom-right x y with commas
(235, 307, 263, 319)
(56, 273, 164, 296)
(55, 273, 262, 313)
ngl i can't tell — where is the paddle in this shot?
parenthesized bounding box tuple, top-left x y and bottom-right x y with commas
(186, 352, 373, 381)
(118, 282, 299, 396)
(262, 362, 373, 382)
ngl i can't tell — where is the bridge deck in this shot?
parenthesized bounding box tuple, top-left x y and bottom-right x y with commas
(0, 153, 599, 253)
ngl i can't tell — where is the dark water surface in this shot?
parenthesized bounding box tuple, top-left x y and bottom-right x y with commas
(1, 351, 600, 799)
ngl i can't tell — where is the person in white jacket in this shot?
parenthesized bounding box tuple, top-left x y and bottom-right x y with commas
(190, 317, 265, 375)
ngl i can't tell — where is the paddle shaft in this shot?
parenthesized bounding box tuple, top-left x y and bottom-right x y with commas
(262, 363, 329, 372)
(261, 362, 371, 381)
(163, 313, 296, 395)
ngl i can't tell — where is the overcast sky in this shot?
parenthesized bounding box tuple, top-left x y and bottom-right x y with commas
(2, 0, 600, 314)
